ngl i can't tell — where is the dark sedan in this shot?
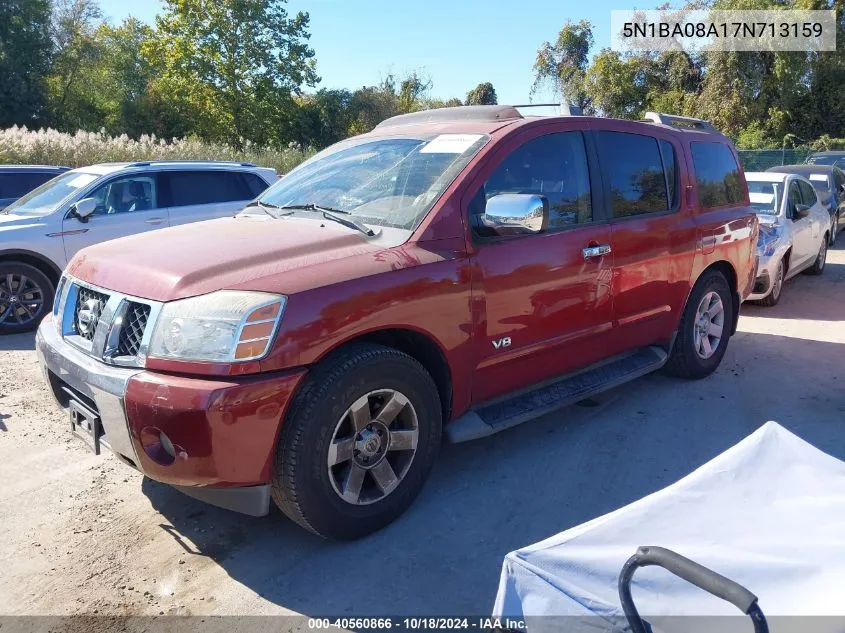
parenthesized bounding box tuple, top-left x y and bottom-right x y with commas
(0, 165, 70, 210)
(767, 164, 844, 245)
(805, 151, 845, 169)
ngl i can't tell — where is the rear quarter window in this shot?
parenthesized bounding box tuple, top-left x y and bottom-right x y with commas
(165, 171, 251, 207)
(241, 173, 270, 198)
(690, 142, 744, 208)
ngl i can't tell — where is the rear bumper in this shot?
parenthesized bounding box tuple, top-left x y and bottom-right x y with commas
(36, 315, 307, 516)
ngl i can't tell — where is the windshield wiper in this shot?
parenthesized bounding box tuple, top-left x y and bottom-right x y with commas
(278, 203, 375, 237)
(245, 199, 291, 219)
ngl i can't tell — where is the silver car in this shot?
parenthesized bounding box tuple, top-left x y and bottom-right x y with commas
(745, 172, 830, 306)
(0, 161, 277, 334)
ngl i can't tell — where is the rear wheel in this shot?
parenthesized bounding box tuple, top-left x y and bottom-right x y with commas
(664, 270, 733, 380)
(271, 344, 441, 540)
(0, 263, 54, 334)
(807, 235, 828, 276)
(757, 259, 784, 307)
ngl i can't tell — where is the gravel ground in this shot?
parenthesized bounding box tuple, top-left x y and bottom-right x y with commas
(1, 243, 844, 618)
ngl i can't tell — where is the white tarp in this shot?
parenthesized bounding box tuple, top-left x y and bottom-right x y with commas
(493, 422, 845, 633)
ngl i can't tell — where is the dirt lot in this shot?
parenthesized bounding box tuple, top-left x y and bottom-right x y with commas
(1, 244, 844, 618)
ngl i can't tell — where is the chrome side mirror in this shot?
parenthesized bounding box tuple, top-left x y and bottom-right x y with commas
(480, 194, 549, 236)
(71, 198, 97, 222)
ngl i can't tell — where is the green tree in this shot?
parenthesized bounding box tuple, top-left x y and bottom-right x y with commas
(465, 82, 497, 105)
(584, 50, 648, 118)
(0, 0, 52, 127)
(88, 19, 163, 137)
(396, 71, 432, 113)
(47, 0, 103, 130)
(144, 0, 318, 146)
(290, 88, 352, 148)
(532, 19, 594, 110)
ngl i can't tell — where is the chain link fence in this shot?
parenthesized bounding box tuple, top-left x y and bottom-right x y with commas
(736, 149, 813, 172)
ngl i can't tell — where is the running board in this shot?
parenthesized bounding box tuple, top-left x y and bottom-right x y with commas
(445, 346, 668, 443)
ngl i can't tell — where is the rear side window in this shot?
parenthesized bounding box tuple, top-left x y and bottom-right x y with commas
(164, 171, 251, 207)
(241, 173, 270, 198)
(690, 142, 744, 208)
(798, 180, 818, 206)
(0, 172, 58, 198)
(595, 131, 669, 218)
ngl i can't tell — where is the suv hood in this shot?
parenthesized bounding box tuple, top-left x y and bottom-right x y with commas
(0, 212, 50, 232)
(66, 215, 392, 302)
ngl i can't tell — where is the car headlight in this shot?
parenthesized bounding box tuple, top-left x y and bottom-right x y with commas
(148, 291, 286, 362)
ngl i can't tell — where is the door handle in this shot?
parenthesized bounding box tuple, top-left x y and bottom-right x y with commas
(144, 217, 166, 225)
(582, 244, 612, 259)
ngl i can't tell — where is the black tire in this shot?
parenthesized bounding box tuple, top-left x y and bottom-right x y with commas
(757, 259, 784, 307)
(807, 235, 828, 276)
(830, 216, 838, 245)
(271, 343, 441, 540)
(664, 270, 733, 380)
(0, 262, 55, 334)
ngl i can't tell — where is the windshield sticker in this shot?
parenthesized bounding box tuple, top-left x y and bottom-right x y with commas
(66, 174, 98, 188)
(809, 174, 829, 183)
(749, 192, 775, 204)
(420, 134, 483, 154)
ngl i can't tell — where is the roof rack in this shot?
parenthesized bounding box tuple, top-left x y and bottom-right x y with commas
(513, 103, 584, 116)
(375, 105, 523, 129)
(642, 112, 718, 132)
(127, 160, 257, 168)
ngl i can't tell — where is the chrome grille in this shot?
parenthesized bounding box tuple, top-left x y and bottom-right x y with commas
(117, 302, 150, 357)
(72, 287, 109, 340)
(57, 277, 162, 367)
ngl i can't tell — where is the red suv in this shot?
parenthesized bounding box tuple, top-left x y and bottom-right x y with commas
(36, 106, 758, 539)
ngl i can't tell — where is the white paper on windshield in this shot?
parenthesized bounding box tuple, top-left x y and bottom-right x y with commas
(66, 174, 98, 188)
(420, 134, 482, 154)
(809, 174, 829, 183)
(749, 192, 775, 205)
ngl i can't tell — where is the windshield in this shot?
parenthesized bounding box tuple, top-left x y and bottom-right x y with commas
(4, 171, 99, 215)
(747, 181, 781, 215)
(257, 134, 488, 230)
(807, 173, 831, 192)
(806, 155, 841, 167)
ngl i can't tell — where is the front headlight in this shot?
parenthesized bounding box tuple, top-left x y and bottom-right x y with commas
(148, 291, 286, 362)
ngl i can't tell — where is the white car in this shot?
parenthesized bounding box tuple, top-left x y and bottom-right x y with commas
(0, 161, 277, 333)
(745, 171, 830, 306)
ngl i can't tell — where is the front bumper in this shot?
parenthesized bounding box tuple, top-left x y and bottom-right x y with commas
(36, 316, 306, 516)
(746, 249, 784, 302)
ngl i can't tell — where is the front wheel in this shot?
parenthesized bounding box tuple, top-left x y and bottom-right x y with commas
(757, 259, 784, 307)
(807, 236, 827, 276)
(271, 344, 441, 540)
(0, 263, 55, 334)
(664, 270, 733, 380)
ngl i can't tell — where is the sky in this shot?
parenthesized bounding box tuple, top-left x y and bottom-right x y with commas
(97, 0, 617, 105)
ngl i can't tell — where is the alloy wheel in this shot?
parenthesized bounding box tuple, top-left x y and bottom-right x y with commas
(0, 273, 45, 327)
(819, 239, 827, 272)
(327, 389, 419, 505)
(693, 291, 725, 360)
(771, 262, 784, 301)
